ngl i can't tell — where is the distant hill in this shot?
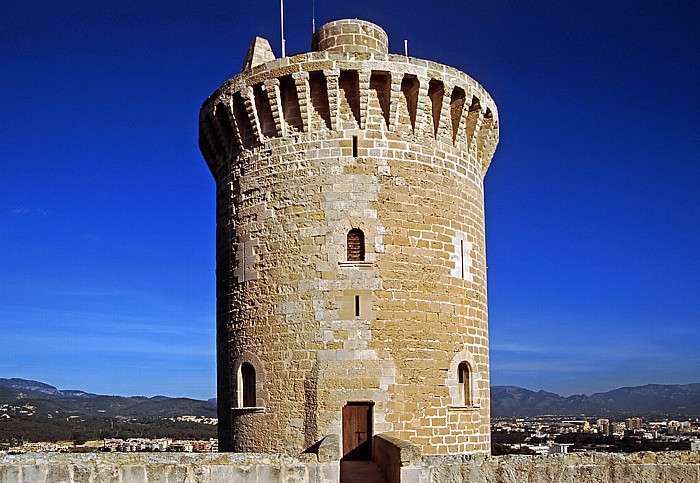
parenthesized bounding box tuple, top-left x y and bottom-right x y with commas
(3, 378, 698, 420)
(0, 378, 216, 419)
(491, 383, 700, 417)
(0, 378, 96, 399)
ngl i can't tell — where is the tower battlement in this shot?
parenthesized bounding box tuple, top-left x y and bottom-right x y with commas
(199, 21, 498, 180)
(200, 19, 498, 457)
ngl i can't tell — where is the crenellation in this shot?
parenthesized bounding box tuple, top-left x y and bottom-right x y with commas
(263, 78, 284, 138)
(357, 69, 372, 129)
(438, 83, 454, 143)
(323, 70, 341, 131)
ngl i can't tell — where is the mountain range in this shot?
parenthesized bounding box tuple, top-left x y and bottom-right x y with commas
(1, 378, 698, 420)
(491, 383, 700, 418)
(0, 378, 216, 419)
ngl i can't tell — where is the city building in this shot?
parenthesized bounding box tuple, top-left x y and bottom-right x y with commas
(691, 439, 700, 451)
(626, 418, 643, 430)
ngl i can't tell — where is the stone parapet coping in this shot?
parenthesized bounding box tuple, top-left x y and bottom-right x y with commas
(0, 450, 698, 483)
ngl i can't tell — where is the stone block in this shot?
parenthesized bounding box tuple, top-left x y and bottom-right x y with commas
(257, 464, 282, 482)
(0, 465, 22, 483)
(318, 462, 340, 483)
(662, 464, 700, 483)
(282, 464, 309, 483)
(146, 465, 190, 483)
(93, 464, 120, 483)
(119, 465, 147, 483)
(399, 467, 427, 483)
(46, 464, 72, 483)
(211, 464, 256, 483)
(20, 464, 48, 483)
(72, 464, 93, 483)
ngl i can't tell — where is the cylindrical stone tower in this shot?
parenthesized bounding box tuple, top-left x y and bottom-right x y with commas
(199, 19, 499, 456)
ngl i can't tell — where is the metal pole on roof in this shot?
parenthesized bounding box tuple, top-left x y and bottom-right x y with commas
(312, 0, 316, 33)
(280, 0, 286, 57)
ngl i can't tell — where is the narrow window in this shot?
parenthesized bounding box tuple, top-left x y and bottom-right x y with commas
(352, 135, 358, 157)
(458, 362, 471, 406)
(460, 239, 464, 279)
(355, 295, 360, 317)
(347, 228, 365, 262)
(240, 362, 256, 407)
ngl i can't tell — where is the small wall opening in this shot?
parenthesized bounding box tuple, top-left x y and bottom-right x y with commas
(465, 96, 481, 148)
(238, 362, 257, 408)
(309, 71, 332, 130)
(352, 136, 358, 157)
(202, 114, 224, 157)
(428, 79, 444, 137)
(279, 75, 303, 133)
(339, 70, 361, 128)
(347, 228, 365, 262)
(450, 86, 466, 144)
(477, 108, 494, 164)
(400, 75, 419, 132)
(253, 83, 276, 138)
(232, 92, 255, 149)
(458, 362, 471, 406)
(213, 103, 233, 153)
(355, 295, 360, 317)
(369, 71, 391, 128)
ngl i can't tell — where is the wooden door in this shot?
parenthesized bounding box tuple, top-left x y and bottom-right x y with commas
(342, 402, 373, 460)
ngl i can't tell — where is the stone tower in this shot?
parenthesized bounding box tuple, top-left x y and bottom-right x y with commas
(199, 19, 499, 456)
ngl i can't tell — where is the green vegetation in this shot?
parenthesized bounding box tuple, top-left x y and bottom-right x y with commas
(0, 417, 216, 444)
(492, 443, 535, 455)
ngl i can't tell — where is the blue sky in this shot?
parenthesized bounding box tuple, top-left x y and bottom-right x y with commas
(2, 1, 698, 400)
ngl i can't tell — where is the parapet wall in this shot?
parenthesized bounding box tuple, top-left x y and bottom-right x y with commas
(1, 451, 698, 483)
(420, 451, 700, 483)
(0, 452, 338, 483)
(199, 47, 500, 179)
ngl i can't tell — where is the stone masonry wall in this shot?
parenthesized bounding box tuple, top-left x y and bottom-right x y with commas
(199, 19, 499, 456)
(0, 453, 339, 483)
(311, 19, 389, 55)
(420, 451, 700, 483)
(1, 451, 698, 483)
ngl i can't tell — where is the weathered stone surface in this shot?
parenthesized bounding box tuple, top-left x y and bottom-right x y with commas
(421, 452, 700, 483)
(373, 434, 422, 483)
(0, 452, 341, 483)
(242, 37, 276, 71)
(317, 434, 341, 463)
(311, 19, 389, 55)
(200, 18, 499, 457)
(1, 452, 698, 482)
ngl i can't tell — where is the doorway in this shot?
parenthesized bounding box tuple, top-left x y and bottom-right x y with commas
(342, 401, 374, 460)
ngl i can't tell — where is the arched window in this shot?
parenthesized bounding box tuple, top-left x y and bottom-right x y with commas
(239, 362, 256, 407)
(458, 362, 471, 406)
(347, 228, 365, 262)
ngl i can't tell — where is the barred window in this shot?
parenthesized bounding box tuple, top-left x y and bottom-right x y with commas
(347, 229, 365, 262)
